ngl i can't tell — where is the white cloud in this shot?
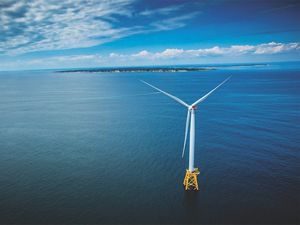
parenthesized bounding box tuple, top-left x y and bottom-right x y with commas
(140, 5, 183, 16)
(229, 45, 255, 53)
(1, 0, 136, 54)
(155, 48, 184, 58)
(254, 42, 300, 54)
(132, 50, 151, 57)
(143, 42, 299, 59)
(100, 42, 299, 63)
(55, 54, 102, 61)
(150, 12, 199, 31)
(186, 46, 225, 56)
(0, 0, 199, 55)
(0, 53, 105, 70)
(1, 42, 299, 70)
(109, 52, 126, 58)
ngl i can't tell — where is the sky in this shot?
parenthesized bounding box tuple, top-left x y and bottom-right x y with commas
(0, 0, 300, 70)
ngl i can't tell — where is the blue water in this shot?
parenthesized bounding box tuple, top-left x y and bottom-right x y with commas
(0, 63, 299, 224)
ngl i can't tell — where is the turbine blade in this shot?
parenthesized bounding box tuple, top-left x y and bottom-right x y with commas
(182, 109, 191, 158)
(192, 76, 231, 106)
(140, 80, 189, 108)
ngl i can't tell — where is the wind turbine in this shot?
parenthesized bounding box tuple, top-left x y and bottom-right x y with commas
(141, 77, 231, 190)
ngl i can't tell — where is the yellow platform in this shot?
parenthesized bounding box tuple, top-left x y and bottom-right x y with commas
(183, 168, 200, 191)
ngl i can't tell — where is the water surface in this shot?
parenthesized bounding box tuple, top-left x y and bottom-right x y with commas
(0, 64, 299, 224)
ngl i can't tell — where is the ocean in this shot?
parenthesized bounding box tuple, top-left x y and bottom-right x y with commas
(0, 62, 299, 224)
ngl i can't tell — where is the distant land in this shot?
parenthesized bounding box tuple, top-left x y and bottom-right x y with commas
(56, 63, 269, 73)
(57, 67, 214, 73)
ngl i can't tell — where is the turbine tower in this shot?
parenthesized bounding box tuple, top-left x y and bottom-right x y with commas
(141, 77, 231, 190)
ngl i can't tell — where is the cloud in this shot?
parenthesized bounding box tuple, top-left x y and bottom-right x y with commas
(0, 53, 104, 70)
(82, 41, 300, 62)
(109, 52, 126, 58)
(0, 0, 136, 54)
(140, 5, 183, 16)
(132, 50, 151, 57)
(138, 42, 299, 58)
(229, 45, 255, 53)
(254, 42, 300, 54)
(150, 12, 199, 31)
(1, 42, 298, 70)
(0, 0, 199, 55)
(55, 54, 102, 62)
(154, 48, 184, 58)
(186, 46, 225, 56)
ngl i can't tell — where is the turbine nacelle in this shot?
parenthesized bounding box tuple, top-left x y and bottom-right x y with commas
(189, 105, 197, 110)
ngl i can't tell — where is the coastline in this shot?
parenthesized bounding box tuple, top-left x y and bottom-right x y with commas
(55, 63, 272, 73)
(57, 67, 215, 73)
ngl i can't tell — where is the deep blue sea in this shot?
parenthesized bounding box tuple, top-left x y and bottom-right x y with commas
(0, 63, 299, 224)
